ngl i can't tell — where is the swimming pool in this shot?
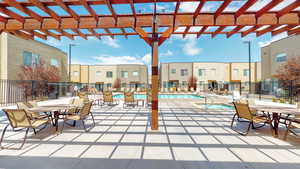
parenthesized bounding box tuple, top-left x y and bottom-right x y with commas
(205, 104, 234, 110)
(113, 94, 203, 99)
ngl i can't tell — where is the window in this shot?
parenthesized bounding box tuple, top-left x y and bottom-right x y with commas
(181, 69, 188, 76)
(171, 69, 176, 74)
(23, 51, 40, 66)
(211, 68, 216, 76)
(234, 69, 239, 77)
(23, 51, 32, 66)
(121, 71, 128, 78)
(121, 83, 127, 88)
(132, 71, 139, 76)
(51, 58, 59, 67)
(107, 83, 112, 88)
(198, 69, 205, 76)
(276, 53, 287, 62)
(106, 71, 113, 78)
(182, 81, 188, 86)
(73, 71, 79, 76)
(96, 71, 101, 76)
(243, 69, 249, 76)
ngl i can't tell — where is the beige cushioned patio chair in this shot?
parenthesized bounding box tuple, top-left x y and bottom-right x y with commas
(0, 109, 50, 150)
(123, 92, 137, 108)
(284, 115, 300, 140)
(17, 102, 49, 122)
(103, 91, 118, 106)
(231, 102, 273, 136)
(61, 102, 95, 132)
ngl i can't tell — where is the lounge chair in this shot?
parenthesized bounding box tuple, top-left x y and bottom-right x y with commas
(284, 115, 300, 140)
(103, 91, 118, 106)
(61, 102, 95, 132)
(231, 102, 273, 136)
(123, 92, 137, 108)
(17, 102, 49, 121)
(0, 109, 50, 149)
(78, 92, 89, 103)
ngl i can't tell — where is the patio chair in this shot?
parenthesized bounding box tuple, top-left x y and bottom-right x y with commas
(231, 102, 273, 136)
(103, 91, 118, 106)
(61, 102, 95, 132)
(283, 116, 300, 140)
(123, 92, 137, 108)
(0, 109, 50, 150)
(17, 102, 49, 122)
(78, 92, 89, 103)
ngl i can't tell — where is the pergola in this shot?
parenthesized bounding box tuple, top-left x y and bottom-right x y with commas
(0, 0, 300, 130)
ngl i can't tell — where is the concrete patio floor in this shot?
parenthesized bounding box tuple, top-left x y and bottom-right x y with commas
(1, 99, 300, 169)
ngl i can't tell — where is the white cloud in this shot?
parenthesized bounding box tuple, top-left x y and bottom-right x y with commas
(247, 0, 272, 11)
(45, 37, 63, 47)
(182, 36, 202, 56)
(101, 36, 120, 48)
(160, 50, 173, 57)
(179, 2, 200, 12)
(142, 53, 152, 64)
(94, 55, 143, 64)
(258, 32, 288, 47)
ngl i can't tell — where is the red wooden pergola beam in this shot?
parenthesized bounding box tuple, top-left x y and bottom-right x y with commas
(103, 28, 114, 39)
(183, 26, 191, 38)
(128, 0, 136, 17)
(88, 28, 101, 39)
(158, 26, 177, 46)
(194, 0, 206, 18)
(196, 26, 208, 38)
(271, 25, 297, 36)
(71, 28, 87, 39)
(0, 7, 25, 23)
(10, 30, 33, 40)
(80, 0, 98, 22)
(120, 28, 128, 39)
(31, 30, 47, 40)
(55, 0, 80, 21)
(29, 0, 61, 22)
(277, 1, 300, 18)
(56, 29, 74, 40)
(134, 26, 152, 46)
(215, 0, 232, 18)
(241, 25, 261, 37)
(4, 0, 43, 22)
(288, 27, 300, 36)
(256, 0, 283, 18)
(212, 26, 225, 38)
(235, 0, 257, 18)
(226, 25, 244, 38)
(105, 0, 118, 21)
(256, 25, 280, 37)
(40, 29, 60, 40)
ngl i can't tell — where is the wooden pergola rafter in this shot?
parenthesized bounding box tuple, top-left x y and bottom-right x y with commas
(0, 0, 299, 130)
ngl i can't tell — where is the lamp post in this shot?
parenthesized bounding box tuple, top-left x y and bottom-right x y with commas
(68, 44, 76, 82)
(244, 41, 251, 95)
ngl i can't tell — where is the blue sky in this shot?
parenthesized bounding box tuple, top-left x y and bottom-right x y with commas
(21, 0, 297, 67)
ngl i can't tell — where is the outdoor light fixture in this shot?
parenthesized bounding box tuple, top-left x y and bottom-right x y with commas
(69, 44, 77, 82)
(243, 41, 252, 95)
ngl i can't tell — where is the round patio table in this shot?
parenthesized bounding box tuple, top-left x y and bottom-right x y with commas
(29, 105, 80, 132)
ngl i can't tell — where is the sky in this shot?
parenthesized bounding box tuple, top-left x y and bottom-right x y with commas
(16, 0, 297, 68)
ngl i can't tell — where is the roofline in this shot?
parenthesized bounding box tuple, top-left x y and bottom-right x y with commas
(262, 34, 298, 48)
(160, 61, 260, 65)
(71, 64, 147, 66)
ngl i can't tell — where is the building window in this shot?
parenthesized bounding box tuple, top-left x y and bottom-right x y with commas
(276, 53, 287, 62)
(23, 51, 40, 66)
(106, 71, 113, 78)
(211, 68, 216, 76)
(73, 71, 79, 76)
(182, 81, 188, 86)
(233, 69, 239, 77)
(198, 69, 205, 76)
(171, 69, 176, 74)
(181, 69, 188, 76)
(107, 83, 112, 88)
(132, 71, 139, 76)
(96, 71, 101, 76)
(121, 71, 128, 78)
(51, 58, 59, 67)
(243, 69, 249, 76)
(121, 83, 126, 88)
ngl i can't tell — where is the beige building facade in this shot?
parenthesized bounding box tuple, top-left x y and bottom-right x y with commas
(71, 64, 148, 90)
(160, 62, 261, 90)
(0, 33, 68, 81)
(261, 35, 300, 80)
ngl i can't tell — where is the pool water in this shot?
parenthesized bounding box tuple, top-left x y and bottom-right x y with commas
(113, 94, 203, 99)
(205, 104, 234, 110)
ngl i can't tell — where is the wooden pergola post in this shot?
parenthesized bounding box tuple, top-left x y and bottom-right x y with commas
(151, 33, 159, 130)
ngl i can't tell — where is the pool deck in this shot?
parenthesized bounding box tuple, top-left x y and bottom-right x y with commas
(1, 99, 300, 169)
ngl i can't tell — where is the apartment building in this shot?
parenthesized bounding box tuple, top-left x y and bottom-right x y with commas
(70, 64, 148, 90)
(261, 35, 300, 80)
(0, 33, 68, 81)
(160, 62, 261, 90)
